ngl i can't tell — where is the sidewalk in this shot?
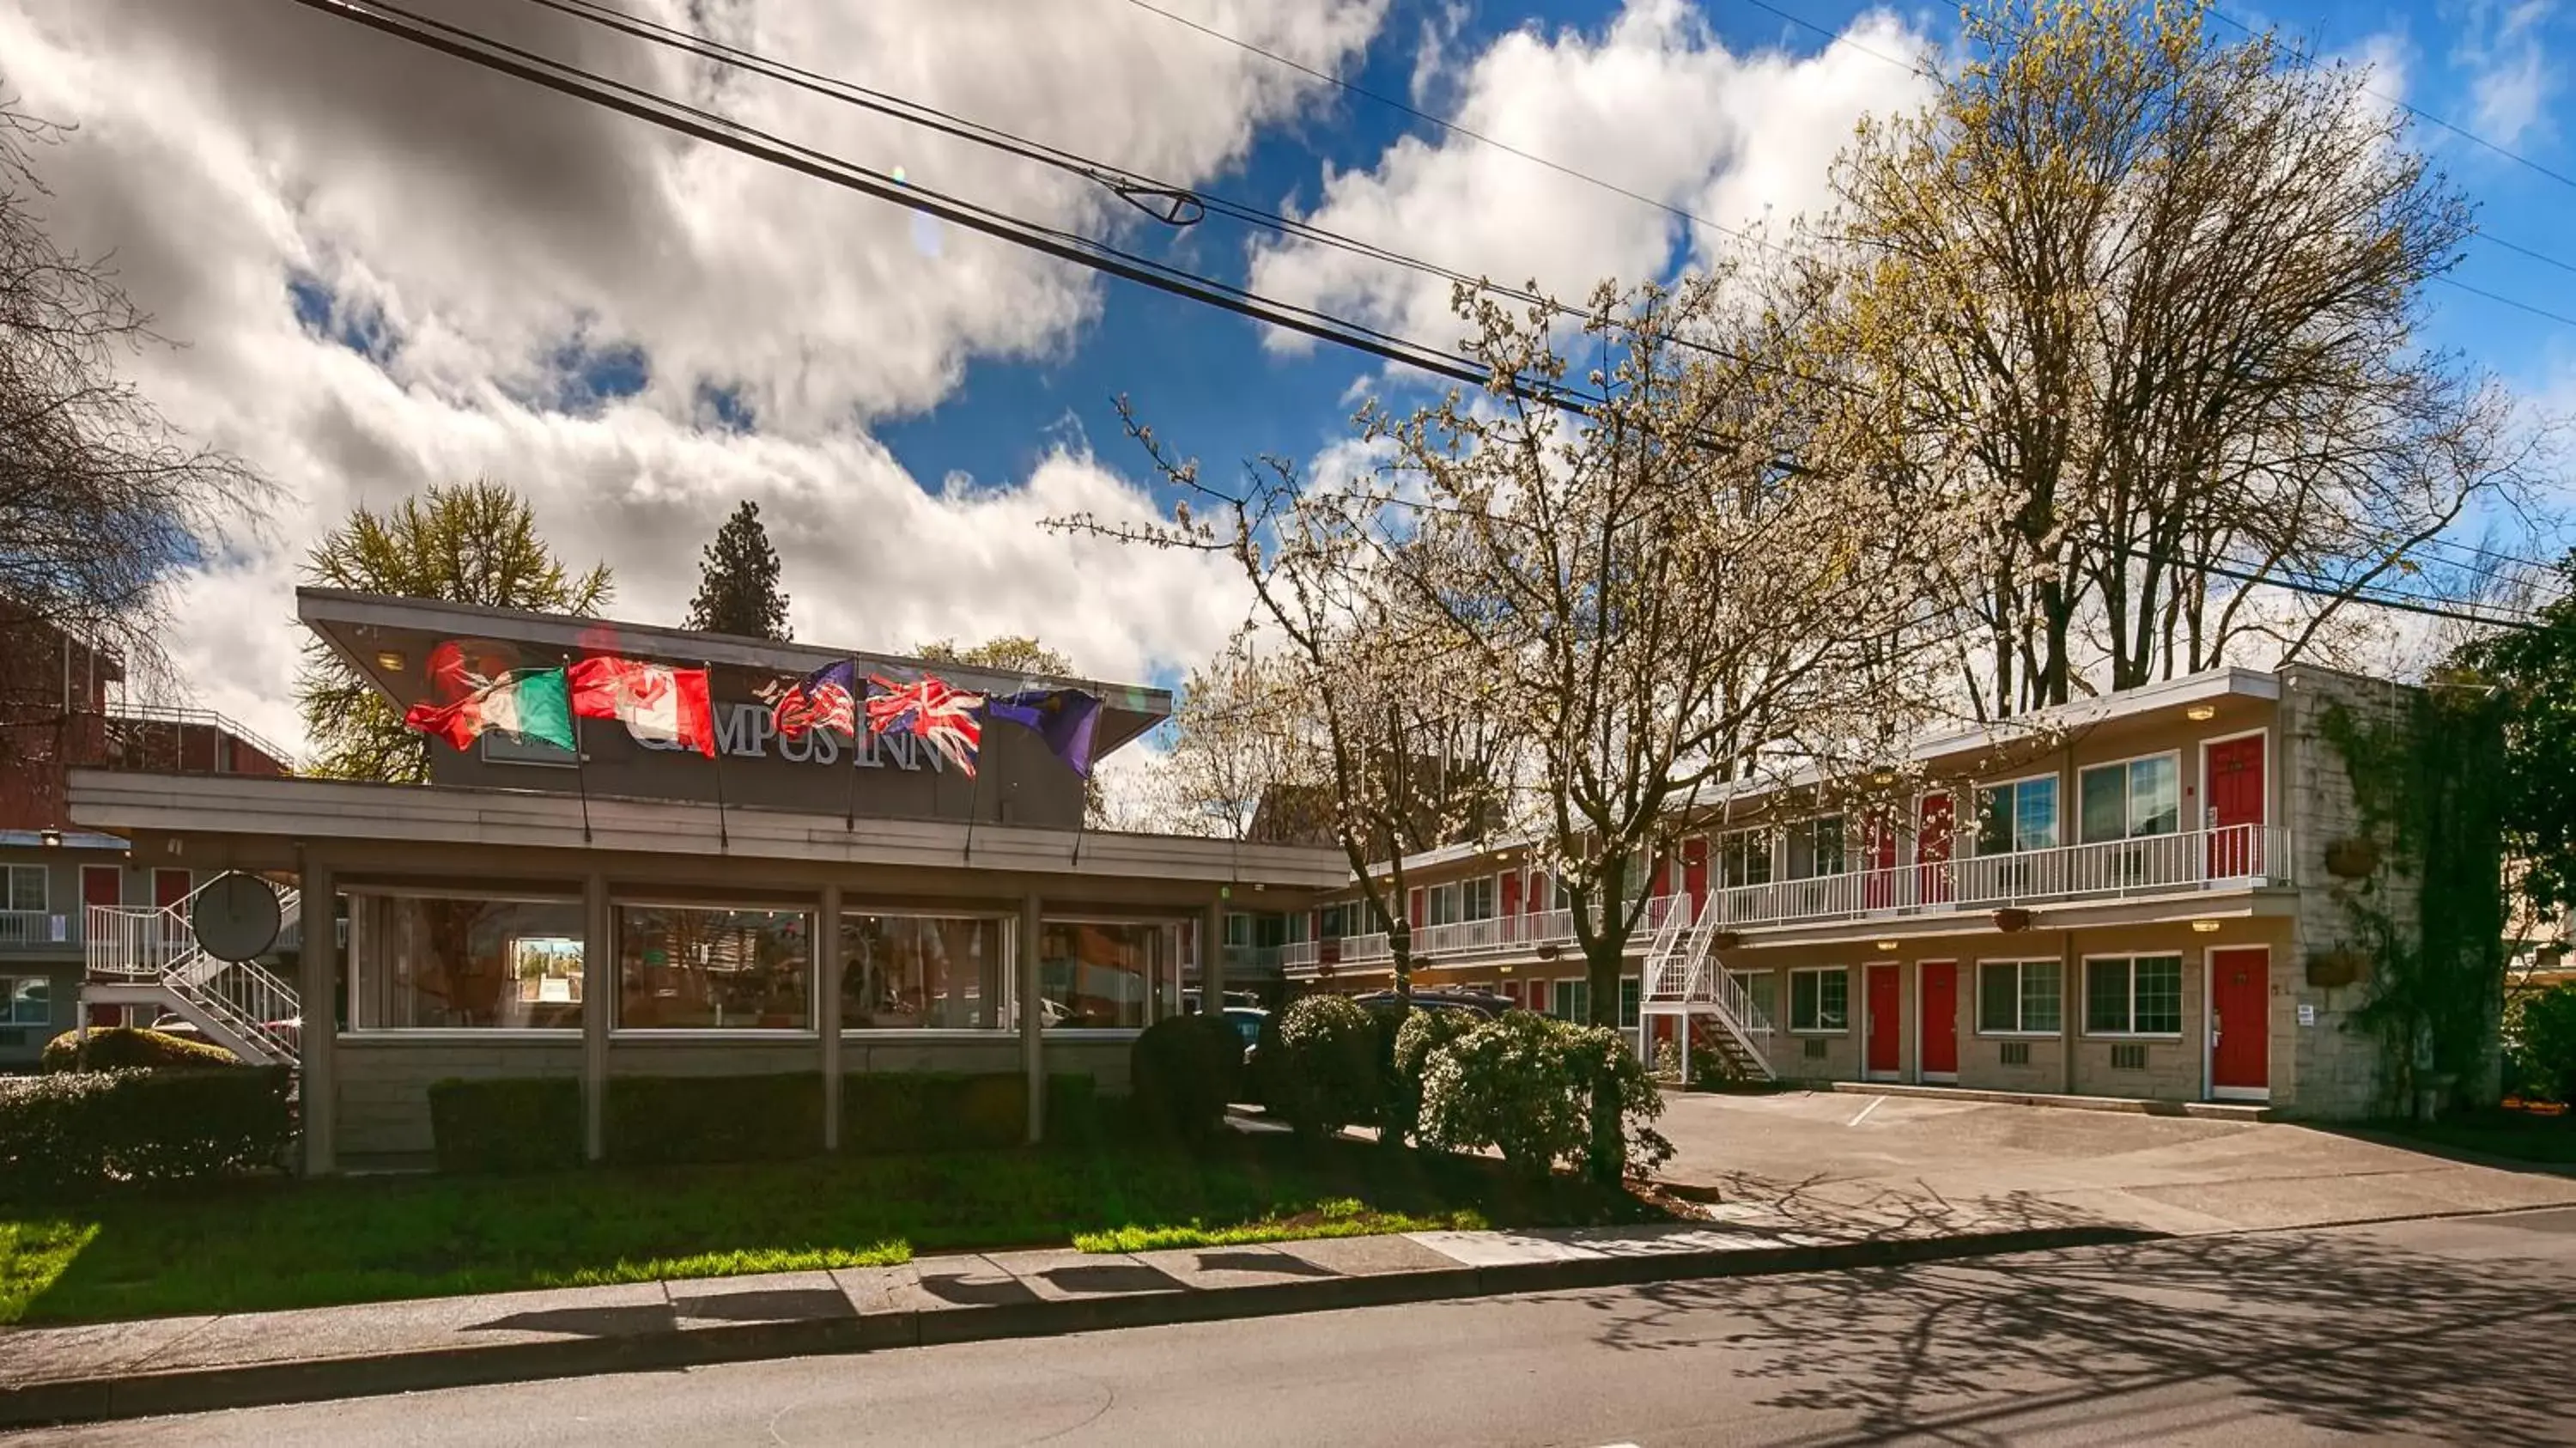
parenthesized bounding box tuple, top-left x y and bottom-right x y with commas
(0, 1216, 2148, 1430)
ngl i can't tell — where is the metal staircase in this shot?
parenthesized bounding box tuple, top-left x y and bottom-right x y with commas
(1639, 895, 1775, 1081)
(83, 880, 303, 1067)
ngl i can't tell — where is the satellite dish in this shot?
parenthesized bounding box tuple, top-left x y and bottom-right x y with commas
(192, 872, 283, 963)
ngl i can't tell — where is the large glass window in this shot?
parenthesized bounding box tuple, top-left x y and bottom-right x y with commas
(1551, 977, 1591, 1021)
(841, 914, 1007, 1030)
(1790, 967, 1848, 1032)
(1427, 883, 1461, 926)
(1978, 959, 2063, 1034)
(4, 865, 46, 913)
(1976, 777, 2060, 855)
(1784, 817, 1847, 879)
(2085, 955, 2184, 1036)
(617, 905, 811, 1030)
(1619, 976, 1642, 1029)
(1461, 876, 1498, 921)
(1735, 970, 1779, 1031)
(2, 976, 50, 1026)
(2079, 757, 2182, 843)
(1040, 920, 1175, 1029)
(349, 894, 586, 1030)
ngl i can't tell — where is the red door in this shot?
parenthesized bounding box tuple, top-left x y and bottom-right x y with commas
(2206, 737, 2265, 879)
(1862, 818, 1899, 910)
(1681, 837, 1710, 909)
(2210, 946, 2269, 1093)
(1917, 793, 1955, 905)
(1919, 962, 1959, 1077)
(1498, 871, 1523, 947)
(1865, 964, 1901, 1075)
(153, 868, 191, 955)
(1407, 887, 1424, 929)
(82, 865, 121, 910)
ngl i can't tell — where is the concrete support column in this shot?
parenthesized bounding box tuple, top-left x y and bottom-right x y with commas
(1019, 892, 1044, 1145)
(1200, 896, 1228, 1016)
(297, 855, 337, 1177)
(582, 872, 609, 1163)
(817, 882, 842, 1152)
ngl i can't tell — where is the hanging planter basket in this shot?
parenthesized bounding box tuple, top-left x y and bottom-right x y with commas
(1710, 930, 1745, 951)
(2305, 947, 2368, 989)
(1534, 942, 1561, 961)
(1993, 907, 2033, 934)
(2324, 837, 2380, 880)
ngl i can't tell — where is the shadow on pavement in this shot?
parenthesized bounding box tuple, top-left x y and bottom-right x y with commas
(466, 1304, 675, 1339)
(1570, 1212, 2576, 1446)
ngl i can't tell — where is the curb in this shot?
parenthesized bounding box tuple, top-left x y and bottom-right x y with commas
(0, 1225, 2158, 1429)
(1825, 1081, 2274, 1122)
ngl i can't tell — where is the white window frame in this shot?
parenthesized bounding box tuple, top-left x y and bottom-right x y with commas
(1551, 976, 1591, 1022)
(1735, 970, 1779, 1033)
(1718, 828, 1776, 889)
(3, 864, 46, 915)
(1789, 965, 1850, 1035)
(1461, 876, 1498, 922)
(2076, 751, 2183, 845)
(839, 907, 1019, 1037)
(1976, 958, 2063, 1037)
(1427, 882, 1461, 927)
(611, 898, 823, 1037)
(341, 886, 589, 1037)
(2081, 952, 2185, 1039)
(1619, 975, 1642, 1030)
(1783, 815, 1849, 880)
(1974, 773, 2061, 855)
(0, 974, 50, 1027)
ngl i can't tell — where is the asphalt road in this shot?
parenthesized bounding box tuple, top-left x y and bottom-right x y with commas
(18, 1208, 2576, 1448)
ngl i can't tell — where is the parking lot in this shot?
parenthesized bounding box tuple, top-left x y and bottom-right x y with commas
(1653, 1088, 2576, 1237)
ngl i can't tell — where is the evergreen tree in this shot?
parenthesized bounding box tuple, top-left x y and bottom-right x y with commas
(685, 500, 791, 641)
(298, 479, 612, 782)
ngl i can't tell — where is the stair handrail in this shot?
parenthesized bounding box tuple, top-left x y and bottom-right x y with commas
(1641, 893, 1696, 997)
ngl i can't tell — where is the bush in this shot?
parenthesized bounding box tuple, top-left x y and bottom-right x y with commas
(0, 1067, 294, 1199)
(428, 1077, 582, 1173)
(1268, 995, 1382, 1140)
(1417, 1011, 1674, 1179)
(845, 1072, 1029, 1153)
(40, 1026, 241, 1074)
(2507, 985, 2576, 1104)
(1045, 1072, 1101, 1148)
(1129, 1014, 1242, 1142)
(1384, 1007, 1477, 1145)
(609, 1072, 823, 1165)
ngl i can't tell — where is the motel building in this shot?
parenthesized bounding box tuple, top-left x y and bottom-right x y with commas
(1265, 664, 2420, 1119)
(63, 589, 1346, 1171)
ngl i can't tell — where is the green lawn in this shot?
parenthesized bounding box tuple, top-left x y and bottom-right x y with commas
(2373, 1108, 2576, 1165)
(0, 1135, 1662, 1326)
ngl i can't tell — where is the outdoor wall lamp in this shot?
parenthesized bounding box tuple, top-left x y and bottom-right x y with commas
(1875, 940, 1900, 952)
(375, 651, 405, 672)
(2184, 703, 2217, 721)
(2190, 919, 2222, 934)
(39, 829, 61, 848)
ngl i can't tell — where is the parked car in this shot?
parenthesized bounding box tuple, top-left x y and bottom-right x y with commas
(1219, 1006, 1267, 1062)
(1350, 988, 1514, 1019)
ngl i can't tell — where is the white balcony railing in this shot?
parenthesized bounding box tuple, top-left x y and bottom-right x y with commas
(0, 910, 76, 950)
(1290, 824, 2289, 976)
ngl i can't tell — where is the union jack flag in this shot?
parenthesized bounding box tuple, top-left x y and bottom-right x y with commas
(866, 673, 985, 776)
(773, 660, 859, 740)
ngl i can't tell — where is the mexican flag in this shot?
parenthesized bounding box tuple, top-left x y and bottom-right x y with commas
(404, 667, 575, 753)
(568, 655, 717, 757)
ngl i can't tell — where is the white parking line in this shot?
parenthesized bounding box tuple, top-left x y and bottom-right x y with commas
(1846, 1095, 1886, 1127)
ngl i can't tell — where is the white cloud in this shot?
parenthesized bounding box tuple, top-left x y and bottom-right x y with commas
(2453, 0, 2557, 149)
(1246, 0, 1938, 352)
(0, 0, 1384, 758)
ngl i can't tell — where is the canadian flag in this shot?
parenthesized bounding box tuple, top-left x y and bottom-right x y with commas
(568, 656, 718, 757)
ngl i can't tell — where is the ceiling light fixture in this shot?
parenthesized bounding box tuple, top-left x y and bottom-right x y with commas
(375, 651, 406, 672)
(1875, 940, 1900, 953)
(2184, 703, 2217, 721)
(2190, 919, 2222, 934)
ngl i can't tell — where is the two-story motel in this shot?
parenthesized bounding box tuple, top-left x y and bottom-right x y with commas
(1267, 664, 2416, 1119)
(64, 589, 1346, 1170)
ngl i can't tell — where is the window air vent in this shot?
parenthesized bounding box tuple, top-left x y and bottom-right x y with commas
(1999, 1040, 2032, 1067)
(1803, 1037, 1828, 1061)
(2111, 1043, 2148, 1071)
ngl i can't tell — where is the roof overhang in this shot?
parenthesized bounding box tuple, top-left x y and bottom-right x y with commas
(68, 770, 1348, 890)
(295, 587, 1173, 758)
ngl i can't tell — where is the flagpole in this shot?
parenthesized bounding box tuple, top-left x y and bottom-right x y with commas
(706, 660, 730, 852)
(843, 655, 862, 833)
(963, 715, 984, 864)
(560, 654, 595, 844)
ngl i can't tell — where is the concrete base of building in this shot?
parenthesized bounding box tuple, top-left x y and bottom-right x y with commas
(1826, 1080, 2275, 1122)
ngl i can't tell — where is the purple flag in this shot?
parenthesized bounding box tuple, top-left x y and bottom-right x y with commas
(986, 689, 1103, 778)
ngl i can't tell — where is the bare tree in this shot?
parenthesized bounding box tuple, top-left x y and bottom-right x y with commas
(0, 95, 265, 749)
(1823, 0, 2552, 715)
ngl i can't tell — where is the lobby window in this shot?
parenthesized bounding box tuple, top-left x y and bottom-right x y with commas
(1040, 919, 1176, 1030)
(2079, 756, 2181, 843)
(1784, 816, 1847, 879)
(1, 976, 50, 1026)
(842, 914, 1008, 1030)
(3, 865, 45, 913)
(1978, 959, 2063, 1035)
(1789, 966, 1848, 1033)
(617, 905, 811, 1031)
(1976, 776, 2060, 855)
(348, 893, 585, 1030)
(2085, 954, 2184, 1037)
(1719, 830, 1774, 889)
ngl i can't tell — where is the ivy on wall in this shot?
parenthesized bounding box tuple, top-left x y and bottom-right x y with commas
(2318, 681, 2508, 1110)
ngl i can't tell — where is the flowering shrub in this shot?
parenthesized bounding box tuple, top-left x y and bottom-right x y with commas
(1417, 1010, 1672, 1178)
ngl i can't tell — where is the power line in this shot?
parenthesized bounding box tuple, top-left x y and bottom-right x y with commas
(2432, 275, 2576, 329)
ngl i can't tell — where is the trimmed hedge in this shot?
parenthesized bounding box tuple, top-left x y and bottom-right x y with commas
(1268, 995, 1383, 1140)
(428, 1076, 583, 1174)
(608, 1072, 825, 1165)
(0, 1068, 294, 1199)
(40, 1026, 242, 1074)
(424, 1070, 1105, 1172)
(1129, 1014, 1242, 1142)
